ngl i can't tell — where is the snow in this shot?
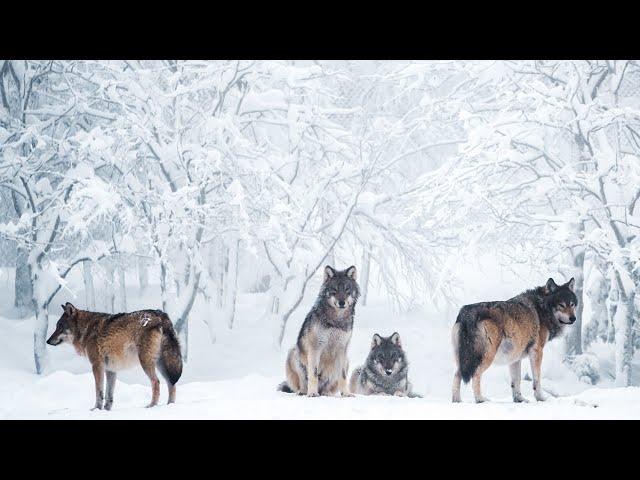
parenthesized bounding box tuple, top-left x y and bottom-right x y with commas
(1, 264, 639, 420)
(2, 60, 639, 419)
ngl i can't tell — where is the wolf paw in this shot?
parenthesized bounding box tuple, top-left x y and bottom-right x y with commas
(90, 404, 103, 411)
(307, 392, 319, 398)
(452, 395, 461, 403)
(104, 403, 113, 411)
(513, 394, 529, 403)
(145, 402, 158, 408)
(341, 392, 355, 398)
(534, 393, 547, 402)
(475, 396, 489, 403)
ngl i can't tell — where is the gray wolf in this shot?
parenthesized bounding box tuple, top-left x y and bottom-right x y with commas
(452, 277, 577, 403)
(277, 265, 359, 397)
(350, 332, 421, 397)
(46, 303, 183, 410)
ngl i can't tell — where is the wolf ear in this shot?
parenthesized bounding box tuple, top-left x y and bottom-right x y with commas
(371, 334, 383, 348)
(390, 332, 401, 347)
(324, 265, 335, 281)
(544, 278, 558, 294)
(566, 277, 576, 292)
(64, 302, 77, 316)
(346, 265, 357, 281)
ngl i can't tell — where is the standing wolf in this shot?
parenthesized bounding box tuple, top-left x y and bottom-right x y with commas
(278, 265, 359, 397)
(452, 277, 577, 403)
(46, 303, 183, 410)
(350, 332, 421, 397)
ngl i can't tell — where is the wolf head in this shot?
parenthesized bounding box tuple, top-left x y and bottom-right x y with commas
(367, 332, 406, 377)
(321, 265, 359, 311)
(46, 302, 78, 346)
(543, 277, 578, 326)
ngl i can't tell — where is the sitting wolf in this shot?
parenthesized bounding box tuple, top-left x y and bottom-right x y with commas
(46, 303, 182, 410)
(350, 332, 421, 397)
(278, 265, 359, 397)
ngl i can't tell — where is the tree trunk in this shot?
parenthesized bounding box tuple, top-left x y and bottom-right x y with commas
(217, 240, 227, 309)
(160, 261, 168, 312)
(360, 244, 372, 306)
(226, 238, 240, 329)
(34, 302, 49, 374)
(83, 260, 96, 310)
(14, 247, 33, 312)
(137, 256, 148, 294)
(606, 278, 618, 344)
(117, 262, 127, 312)
(178, 320, 189, 362)
(614, 274, 635, 387)
(565, 246, 585, 356)
(105, 261, 116, 312)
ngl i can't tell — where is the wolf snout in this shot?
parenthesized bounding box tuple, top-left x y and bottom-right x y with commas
(46, 337, 59, 346)
(569, 316, 576, 324)
(337, 300, 346, 308)
(385, 369, 393, 376)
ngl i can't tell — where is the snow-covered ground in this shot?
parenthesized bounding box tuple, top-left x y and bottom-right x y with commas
(1, 265, 639, 420)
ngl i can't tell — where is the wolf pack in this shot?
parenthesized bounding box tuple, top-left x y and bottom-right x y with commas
(46, 264, 578, 410)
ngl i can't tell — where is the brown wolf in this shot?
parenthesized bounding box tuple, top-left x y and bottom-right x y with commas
(452, 277, 577, 403)
(46, 303, 183, 410)
(277, 265, 359, 397)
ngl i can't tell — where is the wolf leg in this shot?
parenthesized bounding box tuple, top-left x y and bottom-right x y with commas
(91, 364, 105, 410)
(167, 384, 176, 404)
(471, 373, 488, 403)
(349, 368, 362, 395)
(338, 358, 354, 397)
(306, 349, 321, 397)
(452, 370, 462, 402)
(285, 348, 305, 394)
(528, 347, 546, 401)
(140, 355, 161, 408)
(472, 321, 499, 403)
(451, 322, 462, 402)
(509, 361, 528, 403)
(105, 371, 117, 410)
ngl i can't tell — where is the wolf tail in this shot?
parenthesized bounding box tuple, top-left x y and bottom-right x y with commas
(157, 312, 183, 385)
(455, 306, 488, 384)
(277, 381, 294, 393)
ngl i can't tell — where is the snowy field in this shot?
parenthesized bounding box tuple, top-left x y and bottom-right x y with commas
(1, 264, 639, 420)
(1, 60, 639, 420)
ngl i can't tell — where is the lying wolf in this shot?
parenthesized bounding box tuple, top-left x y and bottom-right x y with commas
(350, 332, 421, 397)
(47, 303, 183, 410)
(452, 277, 577, 403)
(278, 265, 359, 397)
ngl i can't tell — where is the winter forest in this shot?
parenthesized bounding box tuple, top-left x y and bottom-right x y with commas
(1, 60, 639, 419)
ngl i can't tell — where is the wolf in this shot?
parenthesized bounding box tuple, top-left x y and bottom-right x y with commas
(46, 302, 183, 410)
(277, 265, 359, 397)
(451, 277, 577, 403)
(349, 332, 421, 397)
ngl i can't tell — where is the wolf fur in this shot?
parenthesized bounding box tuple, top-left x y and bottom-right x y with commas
(277, 265, 359, 397)
(46, 303, 183, 410)
(451, 277, 577, 403)
(350, 332, 421, 397)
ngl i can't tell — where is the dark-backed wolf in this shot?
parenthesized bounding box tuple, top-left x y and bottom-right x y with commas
(452, 277, 577, 403)
(46, 303, 183, 410)
(277, 265, 359, 397)
(350, 332, 421, 397)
